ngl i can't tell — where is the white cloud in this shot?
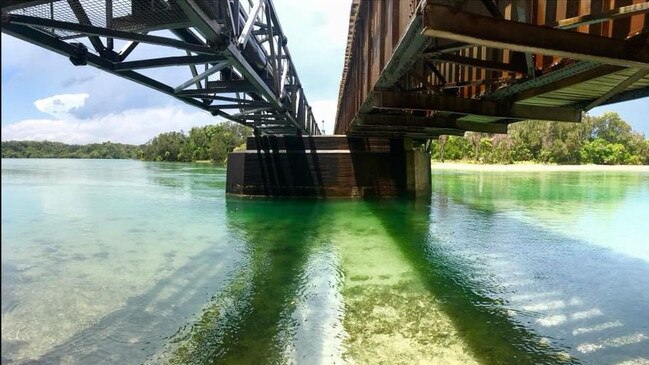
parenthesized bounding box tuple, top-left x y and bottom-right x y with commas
(34, 93, 90, 118)
(2, 106, 217, 145)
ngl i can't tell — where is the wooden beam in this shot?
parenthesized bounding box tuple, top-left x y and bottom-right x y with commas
(359, 113, 509, 133)
(585, 69, 649, 110)
(425, 53, 527, 74)
(373, 91, 582, 122)
(421, 3, 649, 69)
(348, 130, 461, 138)
(554, 2, 649, 30)
(352, 124, 467, 136)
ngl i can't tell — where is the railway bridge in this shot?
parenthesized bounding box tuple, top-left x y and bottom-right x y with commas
(2, 0, 648, 197)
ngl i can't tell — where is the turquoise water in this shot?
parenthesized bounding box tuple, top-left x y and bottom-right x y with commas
(2, 159, 648, 364)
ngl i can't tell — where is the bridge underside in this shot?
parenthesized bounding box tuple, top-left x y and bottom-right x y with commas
(2, 0, 321, 135)
(335, 0, 649, 139)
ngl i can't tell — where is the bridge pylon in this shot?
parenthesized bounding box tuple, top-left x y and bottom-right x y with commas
(226, 135, 431, 198)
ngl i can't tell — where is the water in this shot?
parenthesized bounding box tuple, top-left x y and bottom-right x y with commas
(2, 159, 648, 365)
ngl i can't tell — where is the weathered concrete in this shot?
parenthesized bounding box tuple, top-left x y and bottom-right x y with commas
(226, 135, 431, 198)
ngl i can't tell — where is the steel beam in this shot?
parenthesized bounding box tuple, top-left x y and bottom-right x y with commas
(176, 81, 258, 94)
(175, 0, 225, 44)
(113, 55, 225, 71)
(3, 14, 215, 54)
(1, 22, 209, 113)
(67, 0, 109, 56)
(238, 0, 265, 48)
(1, 0, 52, 11)
(373, 91, 582, 123)
(585, 69, 649, 110)
(422, 3, 649, 69)
(174, 61, 230, 92)
(510, 64, 624, 102)
(589, 85, 649, 107)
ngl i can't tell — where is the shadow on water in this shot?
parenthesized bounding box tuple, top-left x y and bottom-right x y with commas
(366, 198, 577, 365)
(12, 236, 242, 365)
(366, 194, 649, 364)
(161, 198, 328, 364)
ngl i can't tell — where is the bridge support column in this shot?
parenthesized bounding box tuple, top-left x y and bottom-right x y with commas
(226, 136, 431, 198)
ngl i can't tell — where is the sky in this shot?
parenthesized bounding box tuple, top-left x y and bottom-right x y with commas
(1, 0, 647, 145)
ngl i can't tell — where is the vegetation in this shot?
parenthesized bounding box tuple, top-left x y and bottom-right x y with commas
(0, 140, 140, 159)
(431, 113, 649, 165)
(3, 114, 646, 165)
(1, 122, 251, 164)
(140, 122, 250, 163)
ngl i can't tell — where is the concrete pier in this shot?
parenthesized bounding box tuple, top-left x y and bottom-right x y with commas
(226, 135, 431, 198)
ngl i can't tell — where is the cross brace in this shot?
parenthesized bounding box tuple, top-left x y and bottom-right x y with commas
(373, 92, 582, 123)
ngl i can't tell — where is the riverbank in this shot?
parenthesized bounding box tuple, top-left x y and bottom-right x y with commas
(431, 162, 649, 172)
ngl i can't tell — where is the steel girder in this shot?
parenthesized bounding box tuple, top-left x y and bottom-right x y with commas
(1, 0, 321, 136)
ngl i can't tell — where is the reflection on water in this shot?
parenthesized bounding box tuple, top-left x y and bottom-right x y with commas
(156, 200, 340, 364)
(2, 159, 648, 364)
(431, 170, 649, 261)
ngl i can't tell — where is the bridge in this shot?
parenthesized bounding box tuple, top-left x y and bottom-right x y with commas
(1, 0, 321, 135)
(335, 0, 649, 139)
(2, 0, 649, 197)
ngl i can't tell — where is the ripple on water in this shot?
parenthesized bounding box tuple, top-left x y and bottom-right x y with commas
(1, 295, 36, 315)
(38, 304, 182, 364)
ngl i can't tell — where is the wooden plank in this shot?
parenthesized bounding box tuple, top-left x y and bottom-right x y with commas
(359, 113, 509, 133)
(426, 53, 528, 74)
(421, 3, 649, 69)
(553, 2, 649, 29)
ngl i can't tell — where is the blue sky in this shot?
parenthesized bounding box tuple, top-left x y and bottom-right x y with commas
(1, 0, 647, 144)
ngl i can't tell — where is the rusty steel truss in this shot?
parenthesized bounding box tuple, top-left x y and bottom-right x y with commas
(1, 0, 321, 135)
(335, 0, 649, 139)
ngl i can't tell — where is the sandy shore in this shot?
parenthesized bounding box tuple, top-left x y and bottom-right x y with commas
(431, 162, 649, 172)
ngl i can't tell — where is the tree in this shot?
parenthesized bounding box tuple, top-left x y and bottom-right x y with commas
(438, 135, 447, 162)
(587, 112, 633, 145)
(429, 112, 647, 165)
(141, 131, 188, 162)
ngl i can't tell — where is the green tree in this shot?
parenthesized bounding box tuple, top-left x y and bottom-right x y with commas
(429, 112, 646, 165)
(141, 131, 188, 162)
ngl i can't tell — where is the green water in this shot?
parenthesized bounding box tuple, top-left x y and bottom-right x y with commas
(2, 159, 648, 365)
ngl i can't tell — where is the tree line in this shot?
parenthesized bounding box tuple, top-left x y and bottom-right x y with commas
(0, 140, 140, 159)
(140, 122, 250, 163)
(1, 122, 251, 164)
(431, 113, 649, 165)
(3, 114, 647, 165)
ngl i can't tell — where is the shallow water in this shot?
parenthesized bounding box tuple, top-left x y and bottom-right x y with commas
(2, 159, 648, 364)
